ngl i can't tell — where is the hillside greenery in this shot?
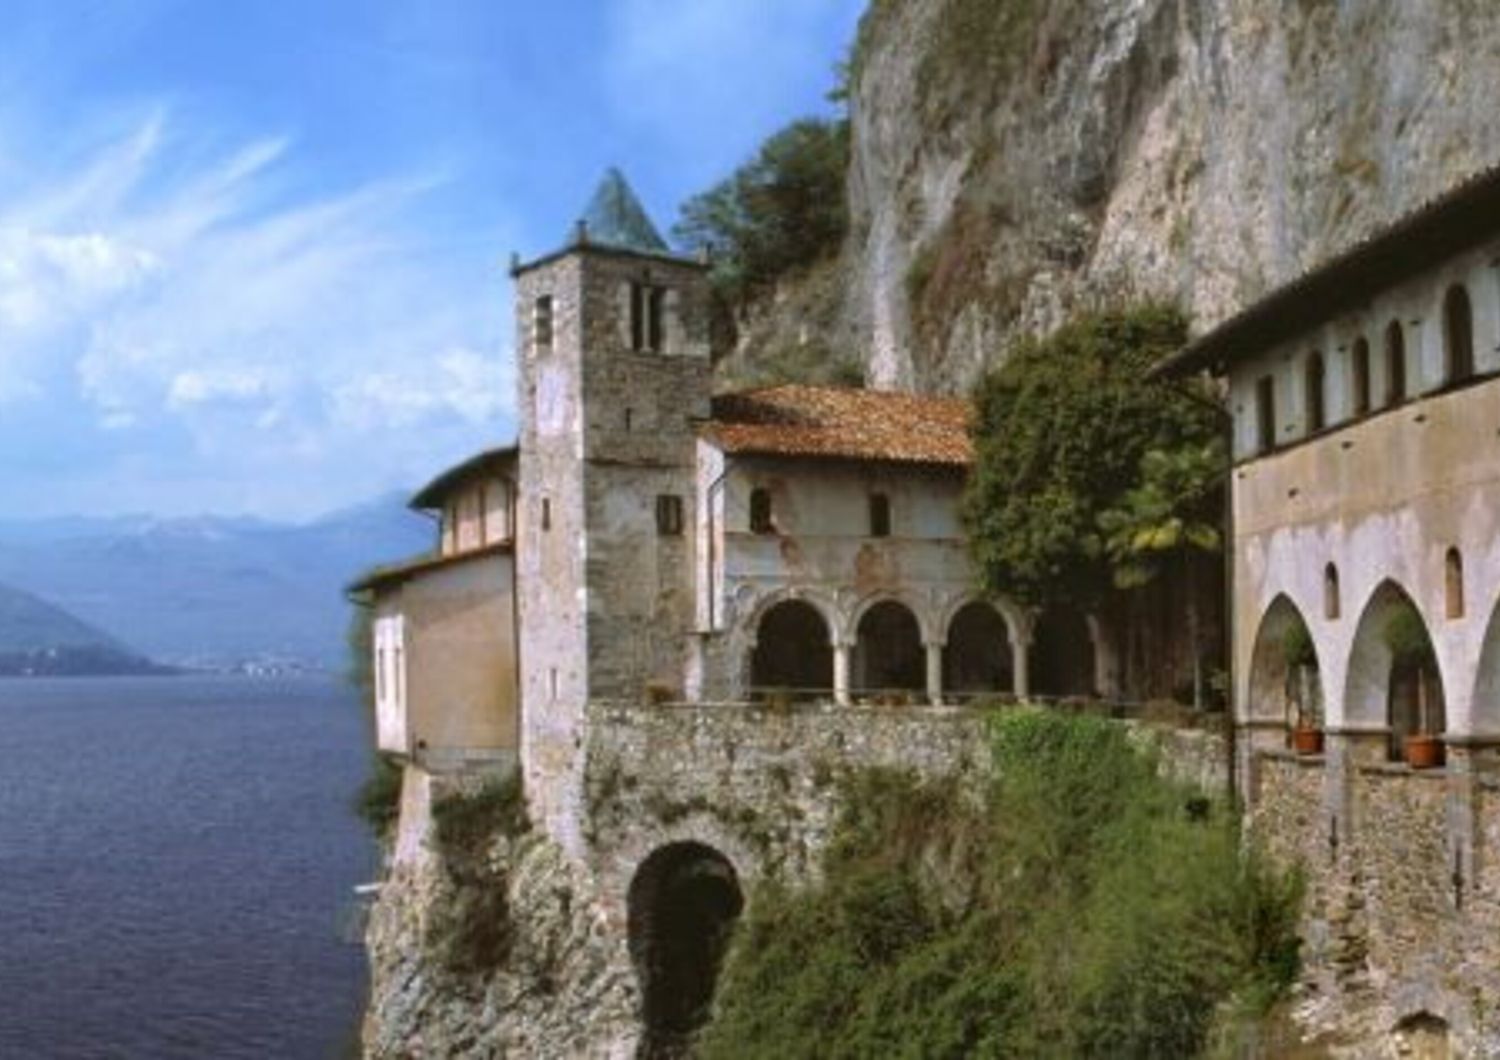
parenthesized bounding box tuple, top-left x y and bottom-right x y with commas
(674, 118, 849, 306)
(699, 710, 1301, 1059)
(963, 305, 1225, 612)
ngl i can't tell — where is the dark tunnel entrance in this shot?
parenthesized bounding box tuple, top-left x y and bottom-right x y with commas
(628, 842, 744, 1057)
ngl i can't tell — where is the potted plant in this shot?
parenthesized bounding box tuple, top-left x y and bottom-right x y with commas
(1282, 623, 1323, 755)
(1384, 608, 1444, 769)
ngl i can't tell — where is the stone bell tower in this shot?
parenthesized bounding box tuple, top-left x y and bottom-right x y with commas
(511, 168, 713, 853)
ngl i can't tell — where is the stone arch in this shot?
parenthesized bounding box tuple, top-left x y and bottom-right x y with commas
(1030, 603, 1095, 698)
(1246, 594, 1324, 729)
(1345, 580, 1447, 761)
(748, 596, 834, 697)
(1469, 593, 1500, 737)
(627, 841, 744, 1052)
(1444, 283, 1475, 384)
(943, 599, 1015, 697)
(851, 597, 925, 695)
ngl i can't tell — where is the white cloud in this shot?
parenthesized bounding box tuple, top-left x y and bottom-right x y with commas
(0, 108, 519, 514)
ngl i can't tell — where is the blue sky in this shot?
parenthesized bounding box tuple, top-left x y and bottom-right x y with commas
(0, 0, 862, 520)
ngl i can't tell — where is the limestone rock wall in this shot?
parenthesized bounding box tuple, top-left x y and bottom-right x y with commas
(832, 0, 1500, 392)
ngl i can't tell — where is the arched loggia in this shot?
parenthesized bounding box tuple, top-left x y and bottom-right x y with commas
(852, 599, 924, 696)
(1345, 581, 1446, 764)
(1246, 594, 1324, 733)
(943, 600, 1014, 696)
(749, 599, 833, 697)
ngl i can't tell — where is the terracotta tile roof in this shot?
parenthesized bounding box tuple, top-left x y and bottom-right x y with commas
(703, 385, 973, 466)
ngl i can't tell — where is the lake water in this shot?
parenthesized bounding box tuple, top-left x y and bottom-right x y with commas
(0, 675, 377, 1059)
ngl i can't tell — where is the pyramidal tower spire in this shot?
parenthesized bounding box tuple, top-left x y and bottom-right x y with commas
(574, 167, 669, 254)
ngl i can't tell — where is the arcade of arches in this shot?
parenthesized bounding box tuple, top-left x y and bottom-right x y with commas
(1247, 579, 1471, 766)
(747, 595, 1102, 705)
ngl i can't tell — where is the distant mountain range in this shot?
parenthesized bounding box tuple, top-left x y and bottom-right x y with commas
(0, 493, 435, 671)
(0, 582, 170, 676)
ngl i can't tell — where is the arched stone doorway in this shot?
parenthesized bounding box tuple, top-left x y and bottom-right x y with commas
(1347, 581, 1446, 764)
(943, 601, 1013, 697)
(749, 600, 832, 697)
(1246, 594, 1324, 732)
(627, 842, 744, 1056)
(853, 600, 924, 696)
(1030, 604, 1094, 698)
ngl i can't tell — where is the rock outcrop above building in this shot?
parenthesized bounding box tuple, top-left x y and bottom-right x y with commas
(834, 0, 1500, 392)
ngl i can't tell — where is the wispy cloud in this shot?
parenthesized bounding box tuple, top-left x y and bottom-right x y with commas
(0, 106, 515, 516)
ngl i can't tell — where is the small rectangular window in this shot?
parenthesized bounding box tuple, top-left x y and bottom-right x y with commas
(534, 295, 554, 352)
(869, 493, 891, 537)
(648, 286, 665, 352)
(541, 497, 552, 532)
(749, 488, 773, 534)
(1256, 376, 1277, 454)
(656, 494, 683, 536)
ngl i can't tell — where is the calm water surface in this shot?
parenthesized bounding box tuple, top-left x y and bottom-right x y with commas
(0, 675, 376, 1060)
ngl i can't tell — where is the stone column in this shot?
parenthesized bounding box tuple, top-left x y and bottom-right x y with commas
(833, 641, 852, 706)
(925, 641, 944, 706)
(1012, 636, 1031, 701)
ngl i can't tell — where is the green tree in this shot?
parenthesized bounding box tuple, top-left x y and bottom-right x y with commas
(674, 118, 849, 303)
(1099, 439, 1226, 706)
(963, 305, 1222, 611)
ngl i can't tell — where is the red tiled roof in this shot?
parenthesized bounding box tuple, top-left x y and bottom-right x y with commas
(703, 385, 973, 466)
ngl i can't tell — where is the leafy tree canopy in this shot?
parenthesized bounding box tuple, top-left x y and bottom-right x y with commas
(963, 305, 1224, 609)
(674, 118, 849, 303)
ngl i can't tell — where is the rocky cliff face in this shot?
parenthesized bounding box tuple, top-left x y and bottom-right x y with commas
(840, 0, 1500, 392)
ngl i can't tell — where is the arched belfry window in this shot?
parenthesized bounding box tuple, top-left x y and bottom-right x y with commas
(1351, 338, 1371, 415)
(1385, 321, 1407, 405)
(749, 488, 773, 534)
(1324, 563, 1341, 621)
(1446, 548, 1465, 620)
(1305, 351, 1326, 433)
(1444, 284, 1475, 383)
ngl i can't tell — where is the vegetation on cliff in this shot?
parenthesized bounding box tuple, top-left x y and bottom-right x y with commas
(426, 773, 530, 975)
(964, 304, 1223, 611)
(700, 711, 1300, 1058)
(675, 118, 849, 306)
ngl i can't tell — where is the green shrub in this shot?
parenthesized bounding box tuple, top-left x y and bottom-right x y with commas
(699, 711, 1301, 1058)
(426, 772, 530, 976)
(353, 753, 403, 838)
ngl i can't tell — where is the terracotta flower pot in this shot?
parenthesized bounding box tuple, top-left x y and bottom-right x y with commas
(1404, 733, 1444, 770)
(1291, 725, 1324, 756)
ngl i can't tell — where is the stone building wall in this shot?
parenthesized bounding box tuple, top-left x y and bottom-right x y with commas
(513, 242, 712, 858)
(1250, 750, 1500, 1055)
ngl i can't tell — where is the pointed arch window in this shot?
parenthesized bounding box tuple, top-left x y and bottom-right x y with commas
(1324, 563, 1341, 621)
